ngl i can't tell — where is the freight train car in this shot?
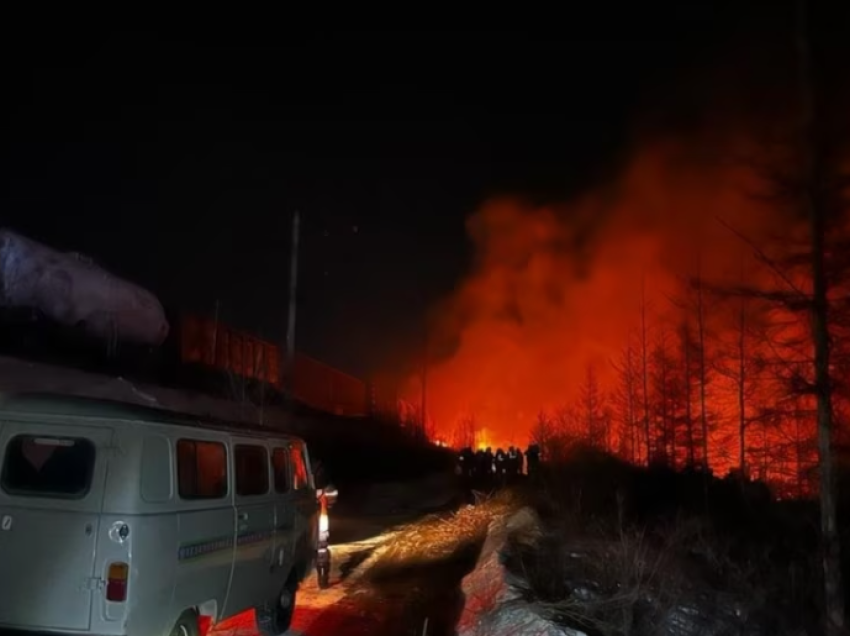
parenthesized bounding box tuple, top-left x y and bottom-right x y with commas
(0, 229, 382, 420)
(173, 313, 369, 417)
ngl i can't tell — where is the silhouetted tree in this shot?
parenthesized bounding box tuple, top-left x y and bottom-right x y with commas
(451, 412, 478, 449)
(694, 261, 712, 471)
(579, 364, 606, 450)
(679, 320, 697, 468)
(611, 339, 641, 463)
(531, 411, 555, 460)
(716, 3, 847, 629)
(640, 277, 652, 464)
(649, 330, 674, 465)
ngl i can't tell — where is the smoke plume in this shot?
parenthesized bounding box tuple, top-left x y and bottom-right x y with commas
(422, 137, 779, 447)
(414, 5, 850, 451)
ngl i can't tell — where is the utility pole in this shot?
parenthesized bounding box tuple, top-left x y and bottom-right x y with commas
(212, 299, 220, 363)
(285, 210, 300, 401)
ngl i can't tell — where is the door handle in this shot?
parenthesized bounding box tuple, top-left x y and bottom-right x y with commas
(237, 512, 249, 521)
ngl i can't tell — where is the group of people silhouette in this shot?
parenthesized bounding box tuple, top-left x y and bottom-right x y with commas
(456, 443, 540, 487)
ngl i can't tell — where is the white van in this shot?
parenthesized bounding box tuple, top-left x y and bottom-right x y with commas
(0, 392, 321, 636)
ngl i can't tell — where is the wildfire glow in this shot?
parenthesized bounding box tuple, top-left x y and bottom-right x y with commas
(475, 427, 493, 450)
(403, 136, 844, 496)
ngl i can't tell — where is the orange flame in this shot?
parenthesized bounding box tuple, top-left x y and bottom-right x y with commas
(405, 139, 836, 493)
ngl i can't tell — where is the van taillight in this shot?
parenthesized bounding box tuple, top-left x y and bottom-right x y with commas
(198, 615, 212, 636)
(106, 562, 129, 602)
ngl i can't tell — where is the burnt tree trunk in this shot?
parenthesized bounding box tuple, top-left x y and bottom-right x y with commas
(641, 278, 651, 464)
(796, 1, 845, 632)
(696, 264, 710, 471)
(737, 293, 747, 477)
(659, 340, 671, 466)
(683, 322, 696, 468)
(627, 346, 638, 463)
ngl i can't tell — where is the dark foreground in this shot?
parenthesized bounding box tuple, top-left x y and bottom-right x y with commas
(212, 474, 493, 636)
(211, 516, 486, 636)
(292, 538, 483, 636)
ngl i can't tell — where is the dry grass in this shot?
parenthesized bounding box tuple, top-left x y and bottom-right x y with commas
(366, 490, 521, 570)
(508, 521, 748, 635)
(500, 452, 820, 635)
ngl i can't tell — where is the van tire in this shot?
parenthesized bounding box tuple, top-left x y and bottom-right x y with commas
(168, 611, 200, 636)
(255, 578, 296, 636)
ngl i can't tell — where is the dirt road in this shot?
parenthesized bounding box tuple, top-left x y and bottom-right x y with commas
(212, 499, 501, 636)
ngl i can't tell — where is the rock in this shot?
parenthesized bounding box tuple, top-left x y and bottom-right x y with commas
(475, 601, 584, 636)
(457, 517, 522, 623)
(657, 595, 758, 636)
(458, 502, 799, 636)
(505, 506, 544, 546)
(457, 506, 586, 636)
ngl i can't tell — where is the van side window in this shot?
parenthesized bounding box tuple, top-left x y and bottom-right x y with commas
(1, 435, 95, 498)
(272, 448, 291, 493)
(234, 445, 269, 497)
(176, 439, 227, 499)
(289, 444, 310, 490)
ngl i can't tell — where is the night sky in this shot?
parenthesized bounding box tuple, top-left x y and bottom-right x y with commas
(2, 8, 792, 380)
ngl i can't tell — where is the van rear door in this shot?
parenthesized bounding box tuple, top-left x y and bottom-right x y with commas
(0, 421, 112, 632)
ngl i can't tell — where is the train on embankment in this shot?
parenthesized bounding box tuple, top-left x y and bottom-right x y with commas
(0, 228, 407, 419)
(0, 229, 448, 483)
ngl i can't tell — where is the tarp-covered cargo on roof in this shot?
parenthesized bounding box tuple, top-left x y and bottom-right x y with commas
(0, 229, 169, 346)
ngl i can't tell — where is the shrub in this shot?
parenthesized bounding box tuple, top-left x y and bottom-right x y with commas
(505, 449, 822, 635)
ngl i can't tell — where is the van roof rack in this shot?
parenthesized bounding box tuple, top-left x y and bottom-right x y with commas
(0, 392, 299, 439)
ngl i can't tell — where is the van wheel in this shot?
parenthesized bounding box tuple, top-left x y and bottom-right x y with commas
(256, 578, 296, 636)
(169, 611, 200, 636)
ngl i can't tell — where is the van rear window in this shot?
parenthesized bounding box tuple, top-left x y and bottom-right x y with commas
(1, 435, 95, 498)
